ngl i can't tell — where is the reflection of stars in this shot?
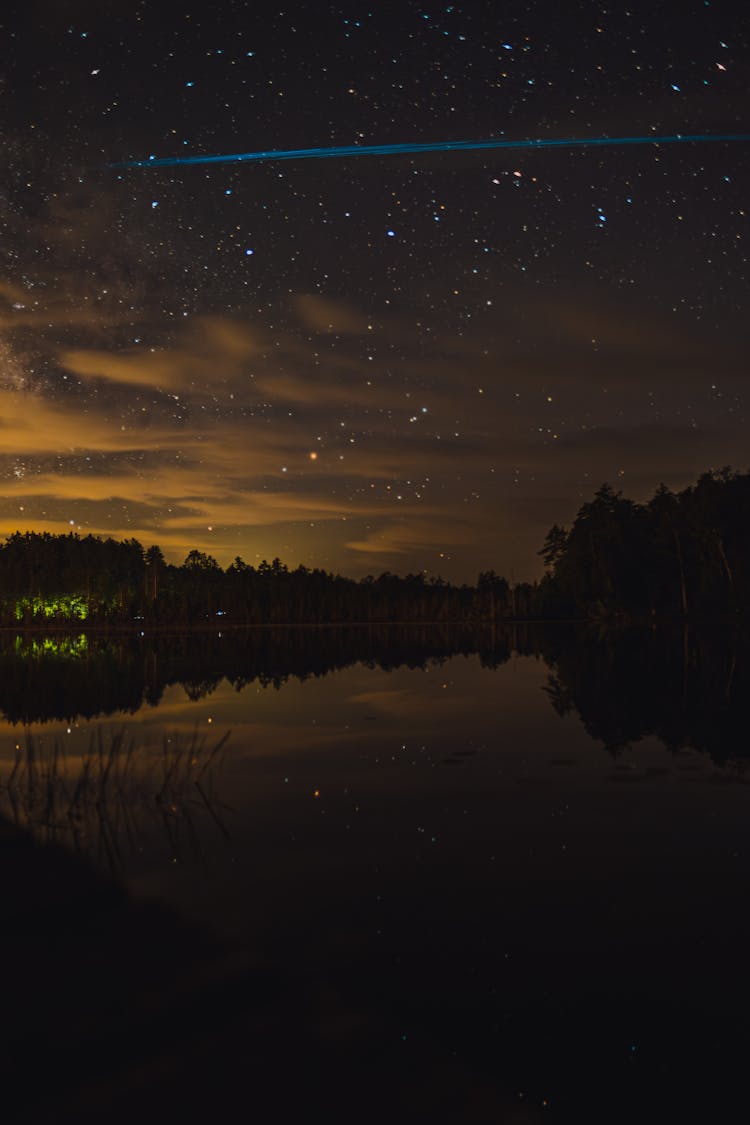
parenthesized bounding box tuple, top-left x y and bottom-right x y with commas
(13, 464, 26, 480)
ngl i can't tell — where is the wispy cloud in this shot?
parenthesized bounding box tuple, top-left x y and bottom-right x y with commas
(0, 262, 745, 579)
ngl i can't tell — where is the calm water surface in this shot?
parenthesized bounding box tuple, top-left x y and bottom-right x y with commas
(2, 625, 749, 1120)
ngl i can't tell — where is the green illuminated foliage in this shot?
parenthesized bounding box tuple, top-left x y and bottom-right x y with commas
(13, 594, 89, 622)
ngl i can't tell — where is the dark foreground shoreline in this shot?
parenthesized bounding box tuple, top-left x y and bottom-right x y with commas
(4, 797, 750, 1124)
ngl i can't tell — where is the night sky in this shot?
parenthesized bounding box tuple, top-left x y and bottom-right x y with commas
(2, 0, 748, 582)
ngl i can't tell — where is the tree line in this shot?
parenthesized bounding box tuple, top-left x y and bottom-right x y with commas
(0, 533, 488, 626)
(0, 466, 747, 625)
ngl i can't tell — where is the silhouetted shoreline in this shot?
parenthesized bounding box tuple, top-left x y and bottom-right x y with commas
(0, 467, 747, 627)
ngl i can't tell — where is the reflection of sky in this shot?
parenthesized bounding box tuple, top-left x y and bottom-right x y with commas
(2, 651, 749, 957)
(0, 651, 545, 767)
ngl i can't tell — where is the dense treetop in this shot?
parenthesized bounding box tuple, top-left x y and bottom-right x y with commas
(538, 468, 750, 619)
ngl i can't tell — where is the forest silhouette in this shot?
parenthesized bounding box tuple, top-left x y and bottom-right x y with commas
(0, 467, 748, 626)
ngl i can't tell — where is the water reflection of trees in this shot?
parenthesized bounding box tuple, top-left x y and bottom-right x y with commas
(3, 625, 749, 766)
(537, 625, 750, 764)
(0, 625, 513, 724)
(0, 727, 231, 872)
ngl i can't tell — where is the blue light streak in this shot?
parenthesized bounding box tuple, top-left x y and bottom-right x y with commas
(113, 133, 750, 170)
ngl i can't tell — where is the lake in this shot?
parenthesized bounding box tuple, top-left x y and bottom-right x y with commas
(2, 624, 749, 1122)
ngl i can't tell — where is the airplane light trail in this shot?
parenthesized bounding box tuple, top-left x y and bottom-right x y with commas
(113, 133, 750, 170)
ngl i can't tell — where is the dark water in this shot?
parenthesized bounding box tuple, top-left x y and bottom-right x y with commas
(2, 624, 750, 1121)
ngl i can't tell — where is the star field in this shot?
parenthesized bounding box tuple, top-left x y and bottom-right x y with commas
(0, 0, 748, 580)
